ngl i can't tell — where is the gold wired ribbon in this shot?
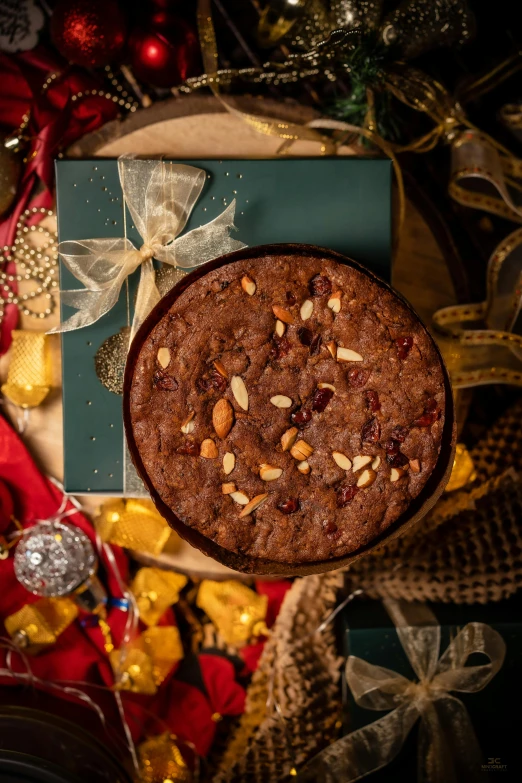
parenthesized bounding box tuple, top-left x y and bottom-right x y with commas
(298, 600, 506, 783)
(50, 157, 245, 340)
(433, 226, 522, 387)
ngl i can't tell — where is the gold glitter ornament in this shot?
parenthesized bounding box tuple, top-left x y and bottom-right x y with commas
(196, 580, 269, 647)
(95, 498, 179, 555)
(138, 732, 192, 783)
(94, 326, 130, 395)
(4, 597, 78, 654)
(381, 0, 475, 59)
(131, 567, 187, 627)
(444, 443, 477, 493)
(1, 330, 51, 408)
(111, 626, 184, 694)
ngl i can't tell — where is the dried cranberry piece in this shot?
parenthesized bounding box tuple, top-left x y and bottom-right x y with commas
(386, 451, 409, 468)
(309, 274, 332, 297)
(286, 291, 296, 306)
(310, 334, 322, 356)
(413, 403, 441, 427)
(176, 442, 199, 456)
(312, 387, 334, 412)
(153, 371, 178, 391)
(364, 390, 381, 412)
(322, 520, 342, 539)
(336, 485, 360, 508)
(269, 336, 292, 360)
(297, 327, 313, 346)
(209, 369, 227, 391)
(425, 398, 438, 412)
(196, 377, 211, 394)
(395, 336, 413, 359)
(348, 368, 370, 388)
(277, 497, 300, 515)
(291, 408, 313, 425)
(383, 438, 400, 455)
(390, 425, 409, 442)
(361, 417, 381, 442)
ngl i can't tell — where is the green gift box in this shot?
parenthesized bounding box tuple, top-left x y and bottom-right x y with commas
(56, 157, 392, 494)
(339, 598, 521, 781)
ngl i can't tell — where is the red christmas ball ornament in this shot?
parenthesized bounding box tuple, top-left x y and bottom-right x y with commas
(128, 16, 198, 88)
(51, 0, 127, 68)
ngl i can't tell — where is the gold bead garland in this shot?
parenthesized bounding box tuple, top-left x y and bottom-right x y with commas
(0, 207, 58, 325)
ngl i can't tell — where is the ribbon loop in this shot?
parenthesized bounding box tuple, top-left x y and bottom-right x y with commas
(51, 158, 246, 339)
(298, 601, 506, 783)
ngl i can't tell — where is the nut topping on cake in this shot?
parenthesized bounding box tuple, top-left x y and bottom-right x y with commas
(281, 427, 298, 451)
(212, 398, 234, 439)
(326, 341, 337, 359)
(222, 482, 237, 494)
(390, 467, 406, 482)
(327, 291, 342, 313)
(200, 439, 218, 459)
(259, 464, 283, 481)
(230, 491, 249, 505)
(272, 305, 294, 324)
(241, 275, 256, 296)
(270, 395, 292, 408)
(337, 347, 364, 363)
(239, 493, 268, 518)
(275, 319, 286, 337)
(290, 440, 314, 461)
(352, 455, 372, 472)
(223, 451, 235, 474)
(357, 469, 376, 488)
(300, 299, 314, 320)
(297, 460, 310, 474)
(213, 360, 228, 378)
(409, 459, 421, 473)
(180, 411, 195, 434)
(231, 376, 248, 411)
(332, 452, 352, 471)
(157, 347, 171, 368)
(371, 455, 381, 470)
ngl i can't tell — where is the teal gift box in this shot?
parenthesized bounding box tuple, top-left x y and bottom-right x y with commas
(340, 598, 521, 781)
(56, 158, 392, 494)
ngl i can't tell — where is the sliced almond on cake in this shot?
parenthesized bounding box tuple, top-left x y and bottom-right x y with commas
(332, 452, 352, 471)
(180, 411, 195, 434)
(390, 467, 406, 482)
(281, 426, 298, 452)
(297, 460, 310, 474)
(157, 347, 171, 369)
(272, 305, 294, 324)
(326, 341, 337, 359)
(259, 464, 283, 481)
(223, 451, 235, 475)
(241, 275, 256, 296)
(327, 292, 342, 313)
(352, 455, 372, 472)
(200, 439, 218, 459)
(318, 382, 336, 392)
(409, 459, 421, 473)
(357, 469, 376, 488)
(300, 299, 314, 320)
(231, 376, 248, 411)
(371, 455, 381, 470)
(239, 493, 269, 518)
(212, 398, 234, 439)
(230, 490, 249, 505)
(270, 395, 292, 408)
(222, 482, 237, 494)
(275, 319, 286, 337)
(291, 440, 314, 461)
(337, 347, 363, 362)
(213, 359, 228, 378)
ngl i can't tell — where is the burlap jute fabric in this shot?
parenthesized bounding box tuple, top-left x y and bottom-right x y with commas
(347, 397, 522, 604)
(213, 572, 344, 782)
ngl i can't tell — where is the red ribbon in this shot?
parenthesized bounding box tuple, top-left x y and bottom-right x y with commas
(0, 46, 119, 353)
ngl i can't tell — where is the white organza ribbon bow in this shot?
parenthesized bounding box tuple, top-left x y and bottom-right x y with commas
(298, 600, 506, 783)
(51, 158, 245, 338)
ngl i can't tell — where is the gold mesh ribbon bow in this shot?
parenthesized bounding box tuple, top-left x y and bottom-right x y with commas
(131, 567, 187, 627)
(111, 626, 183, 695)
(50, 158, 245, 340)
(298, 600, 506, 783)
(1, 330, 51, 408)
(95, 498, 178, 556)
(197, 580, 269, 646)
(4, 597, 78, 654)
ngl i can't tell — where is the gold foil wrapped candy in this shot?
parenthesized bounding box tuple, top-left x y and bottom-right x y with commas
(138, 732, 192, 783)
(445, 443, 477, 493)
(1, 330, 51, 408)
(131, 567, 187, 627)
(95, 498, 179, 555)
(111, 626, 183, 695)
(196, 580, 269, 646)
(4, 597, 78, 653)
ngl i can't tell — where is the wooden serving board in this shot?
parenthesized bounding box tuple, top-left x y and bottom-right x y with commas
(0, 95, 457, 579)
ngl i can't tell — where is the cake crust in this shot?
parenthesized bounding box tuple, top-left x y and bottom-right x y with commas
(129, 252, 445, 564)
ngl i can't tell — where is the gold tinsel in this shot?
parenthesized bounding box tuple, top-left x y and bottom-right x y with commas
(1, 330, 51, 408)
(4, 597, 78, 653)
(131, 567, 187, 627)
(138, 732, 192, 783)
(196, 580, 268, 647)
(111, 626, 183, 695)
(95, 498, 179, 555)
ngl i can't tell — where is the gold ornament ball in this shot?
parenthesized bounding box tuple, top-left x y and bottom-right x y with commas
(0, 135, 21, 218)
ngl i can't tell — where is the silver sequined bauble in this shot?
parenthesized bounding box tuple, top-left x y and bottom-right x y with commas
(14, 521, 97, 597)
